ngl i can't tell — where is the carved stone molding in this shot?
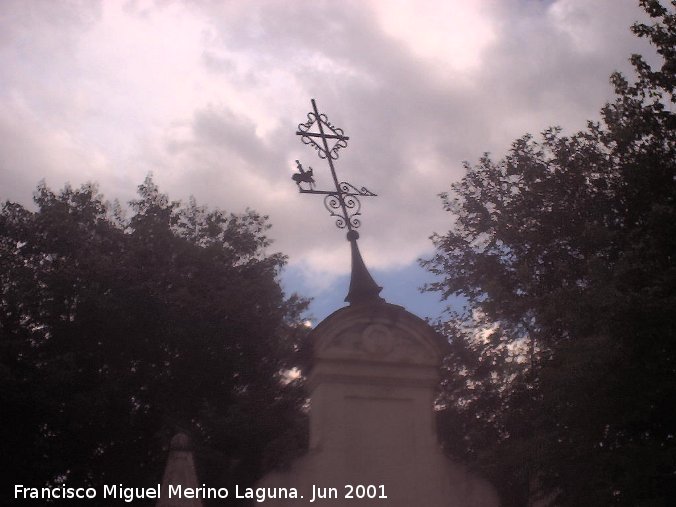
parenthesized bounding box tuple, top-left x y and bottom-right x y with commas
(361, 324, 394, 357)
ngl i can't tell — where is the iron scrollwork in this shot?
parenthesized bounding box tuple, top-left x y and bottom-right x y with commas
(338, 181, 376, 197)
(297, 112, 349, 160)
(323, 192, 363, 230)
(292, 99, 376, 233)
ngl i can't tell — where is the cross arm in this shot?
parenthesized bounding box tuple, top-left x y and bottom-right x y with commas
(295, 131, 350, 141)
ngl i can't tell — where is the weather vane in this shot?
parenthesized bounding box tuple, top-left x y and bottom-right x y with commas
(293, 99, 376, 241)
(292, 99, 383, 305)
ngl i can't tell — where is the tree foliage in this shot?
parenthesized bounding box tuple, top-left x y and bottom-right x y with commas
(0, 176, 308, 504)
(424, 2, 675, 505)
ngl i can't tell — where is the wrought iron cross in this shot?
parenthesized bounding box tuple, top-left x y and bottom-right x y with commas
(293, 99, 376, 239)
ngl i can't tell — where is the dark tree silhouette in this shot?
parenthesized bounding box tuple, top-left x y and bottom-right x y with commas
(424, 1, 675, 505)
(1, 176, 309, 505)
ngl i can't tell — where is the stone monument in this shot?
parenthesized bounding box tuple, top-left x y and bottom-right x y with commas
(157, 433, 203, 507)
(257, 100, 499, 506)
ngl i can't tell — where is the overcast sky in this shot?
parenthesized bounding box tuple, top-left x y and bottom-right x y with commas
(0, 0, 658, 321)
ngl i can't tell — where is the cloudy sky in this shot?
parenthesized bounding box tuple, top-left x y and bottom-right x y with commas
(0, 0, 657, 321)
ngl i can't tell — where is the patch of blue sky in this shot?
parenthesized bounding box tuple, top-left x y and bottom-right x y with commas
(282, 260, 465, 325)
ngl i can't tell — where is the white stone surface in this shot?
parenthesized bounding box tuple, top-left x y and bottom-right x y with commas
(157, 433, 203, 507)
(259, 302, 499, 506)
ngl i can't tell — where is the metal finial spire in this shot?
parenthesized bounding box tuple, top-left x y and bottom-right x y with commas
(293, 99, 383, 305)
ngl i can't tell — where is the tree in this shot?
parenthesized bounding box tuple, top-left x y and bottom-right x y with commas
(423, 1, 675, 505)
(0, 176, 308, 504)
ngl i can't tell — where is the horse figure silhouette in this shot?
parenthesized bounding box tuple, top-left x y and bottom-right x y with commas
(292, 160, 315, 189)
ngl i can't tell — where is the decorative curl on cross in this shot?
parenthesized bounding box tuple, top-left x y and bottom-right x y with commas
(323, 193, 362, 230)
(292, 99, 376, 235)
